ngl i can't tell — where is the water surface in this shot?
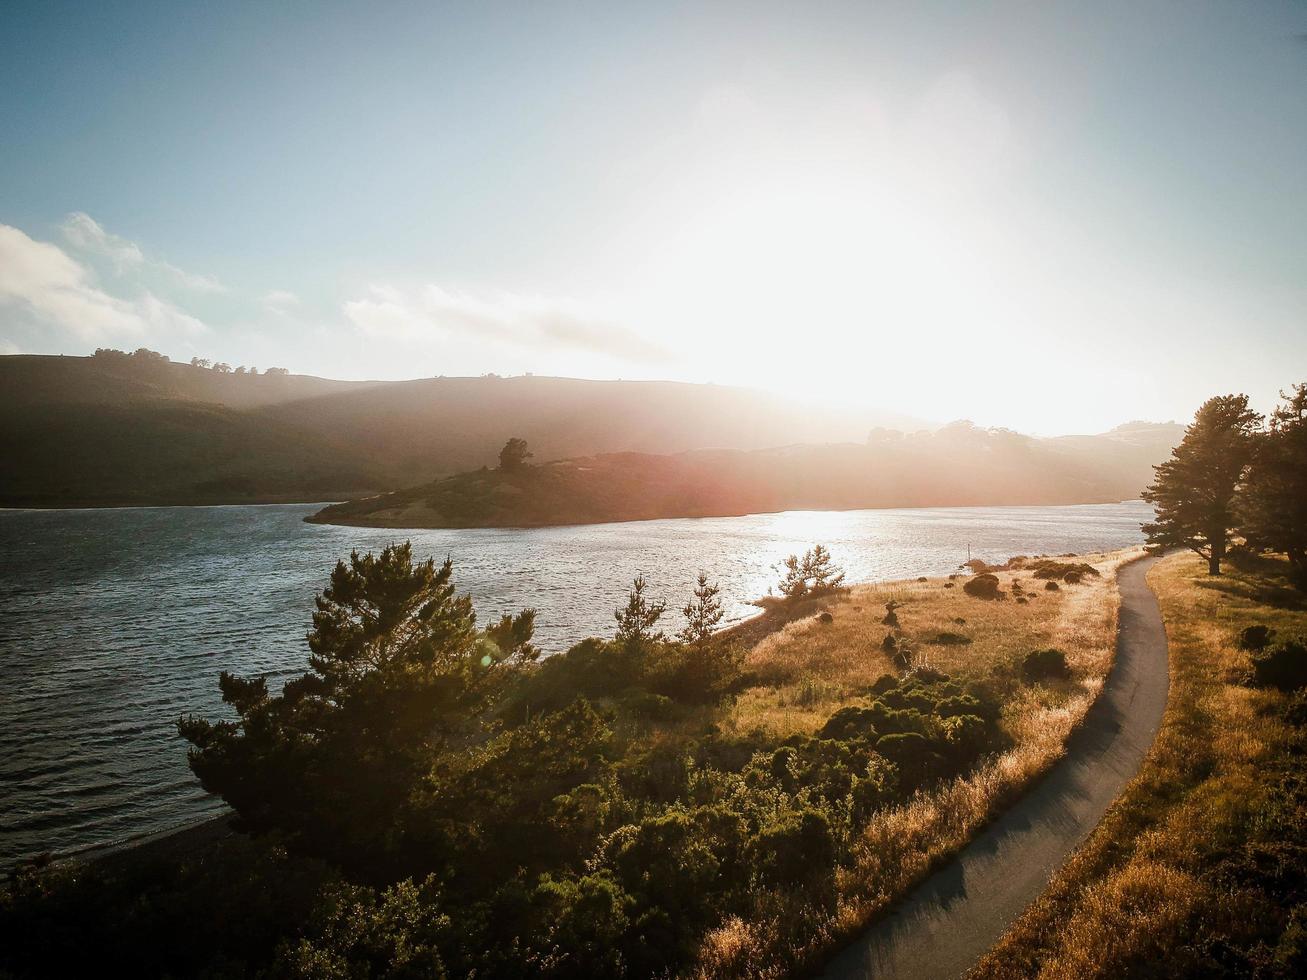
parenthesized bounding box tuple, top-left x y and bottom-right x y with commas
(0, 500, 1151, 864)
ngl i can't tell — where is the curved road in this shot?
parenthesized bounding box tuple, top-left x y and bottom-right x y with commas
(823, 554, 1170, 980)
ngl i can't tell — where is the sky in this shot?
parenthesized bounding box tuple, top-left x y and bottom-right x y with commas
(1, 0, 1305, 435)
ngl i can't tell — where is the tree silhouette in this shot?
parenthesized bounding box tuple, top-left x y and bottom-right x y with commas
(178, 543, 537, 864)
(499, 437, 533, 470)
(1142, 394, 1262, 574)
(1240, 383, 1307, 589)
(614, 575, 666, 652)
(679, 571, 724, 647)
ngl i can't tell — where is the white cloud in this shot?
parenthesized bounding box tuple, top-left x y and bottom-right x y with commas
(61, 212, 224, 293)
(0, 222, 207, 345)
(343, 283, 672, 362)
(263, 289, 300, 311)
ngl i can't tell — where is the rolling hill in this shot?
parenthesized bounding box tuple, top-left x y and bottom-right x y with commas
(0, 352, 930, 506)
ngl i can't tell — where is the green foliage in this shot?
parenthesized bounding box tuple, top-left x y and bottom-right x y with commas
(178, 543, 537, 869)
(614, 575, 667, 653)
(679, 571, 724, 646)
(9, 547, 1016, 979)
(1143, 394, 1262, 574)
(1027, 560, 1100, 581)
(1022, 648, 1071, 682)
(776, 544, 846, 601)
(1239, 384, 1307, 590)
(749, 809, 835, 886)
(276, 876, 453, 979)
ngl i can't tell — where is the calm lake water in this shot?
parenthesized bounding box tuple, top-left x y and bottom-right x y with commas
(0, 500, 1152, 865)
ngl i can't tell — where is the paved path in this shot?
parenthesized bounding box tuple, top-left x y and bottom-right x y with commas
(823, 554, 1170, 980)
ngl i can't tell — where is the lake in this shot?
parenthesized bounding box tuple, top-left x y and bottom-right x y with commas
(0, 500, 1152, 865)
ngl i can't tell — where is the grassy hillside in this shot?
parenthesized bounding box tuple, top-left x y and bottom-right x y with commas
(310, 422, 1182, 528)
(971, 551, 1307, 978)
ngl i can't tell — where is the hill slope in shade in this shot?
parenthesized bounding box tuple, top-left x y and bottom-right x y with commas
(0, 353, 929, 506)
(309, 421, 1182, 528)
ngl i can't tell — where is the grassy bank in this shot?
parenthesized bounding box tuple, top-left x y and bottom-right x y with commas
(695, 550, 1138, 975)
(969, 551, 1307, 979)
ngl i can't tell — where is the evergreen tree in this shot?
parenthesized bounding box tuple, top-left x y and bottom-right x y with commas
(679, 571, 724, 647)
(1141, 394, 1262, 574)
(499, 437, 533, 470)
(776, 544, 846, 600)
(178, 543, 537, 866)
(1239, 383, 1307, 589)
(614, 575, 666, 652)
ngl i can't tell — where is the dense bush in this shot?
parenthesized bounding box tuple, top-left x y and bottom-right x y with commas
(1022, 648, 1070, 682)
(1251, 636, 1307, 691)
(1239, 624, 1276, 652)
(750, 809, 835, 886)
(1027, 560, 1100, 580)
(963, 573, 1004, 600)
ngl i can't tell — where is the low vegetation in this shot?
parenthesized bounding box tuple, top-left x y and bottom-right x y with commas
(0, 541, 1139, 977)
(970, 550, 1307, 979)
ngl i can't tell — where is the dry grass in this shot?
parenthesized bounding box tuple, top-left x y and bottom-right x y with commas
(688, 547, 1144, 977)
(968, 551, 1307, 979)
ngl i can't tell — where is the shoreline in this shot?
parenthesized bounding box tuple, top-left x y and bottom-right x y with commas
(305, 496, 1145, 531)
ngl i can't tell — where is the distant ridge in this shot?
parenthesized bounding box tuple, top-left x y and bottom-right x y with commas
(0, 352, 931, 506)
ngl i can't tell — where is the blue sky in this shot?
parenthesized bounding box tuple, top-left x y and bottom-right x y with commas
(2, 0, 1305, 433)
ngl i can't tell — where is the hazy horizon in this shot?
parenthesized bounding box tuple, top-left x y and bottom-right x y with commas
(3, 0, 1306, 435)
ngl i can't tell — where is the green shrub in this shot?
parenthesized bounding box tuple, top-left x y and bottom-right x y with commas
(1022, 648, 1070, 682)
(1044, 580, 1060, 591)
(749, 809, 835, 886)
(963, 573, 1004, 600)
(1238, 624, 1276, 652)
(874, 731, 940, 790)
(1029, 560, 1100, 580)
(1251, 636, 1307, 691)
(524, 872, 633, 977)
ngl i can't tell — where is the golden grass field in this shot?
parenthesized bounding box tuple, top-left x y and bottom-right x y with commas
(687, 547, 1145, 976)
(968, 551, 1307, 979)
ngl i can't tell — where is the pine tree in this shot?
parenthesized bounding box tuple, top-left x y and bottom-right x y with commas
(178, 543, 537, 864)
(679, 571, 724, 647)
(776, 544, 847, 600)
(499, 437, 533, 470)
(614, 574, 666, 652)
(1239, 383, 1307, 589)
(1141, 394, 1262, 574)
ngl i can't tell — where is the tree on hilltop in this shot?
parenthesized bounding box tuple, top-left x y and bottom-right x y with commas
(1142, 394, 1261, 575)
(499, 437, 533, 470)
